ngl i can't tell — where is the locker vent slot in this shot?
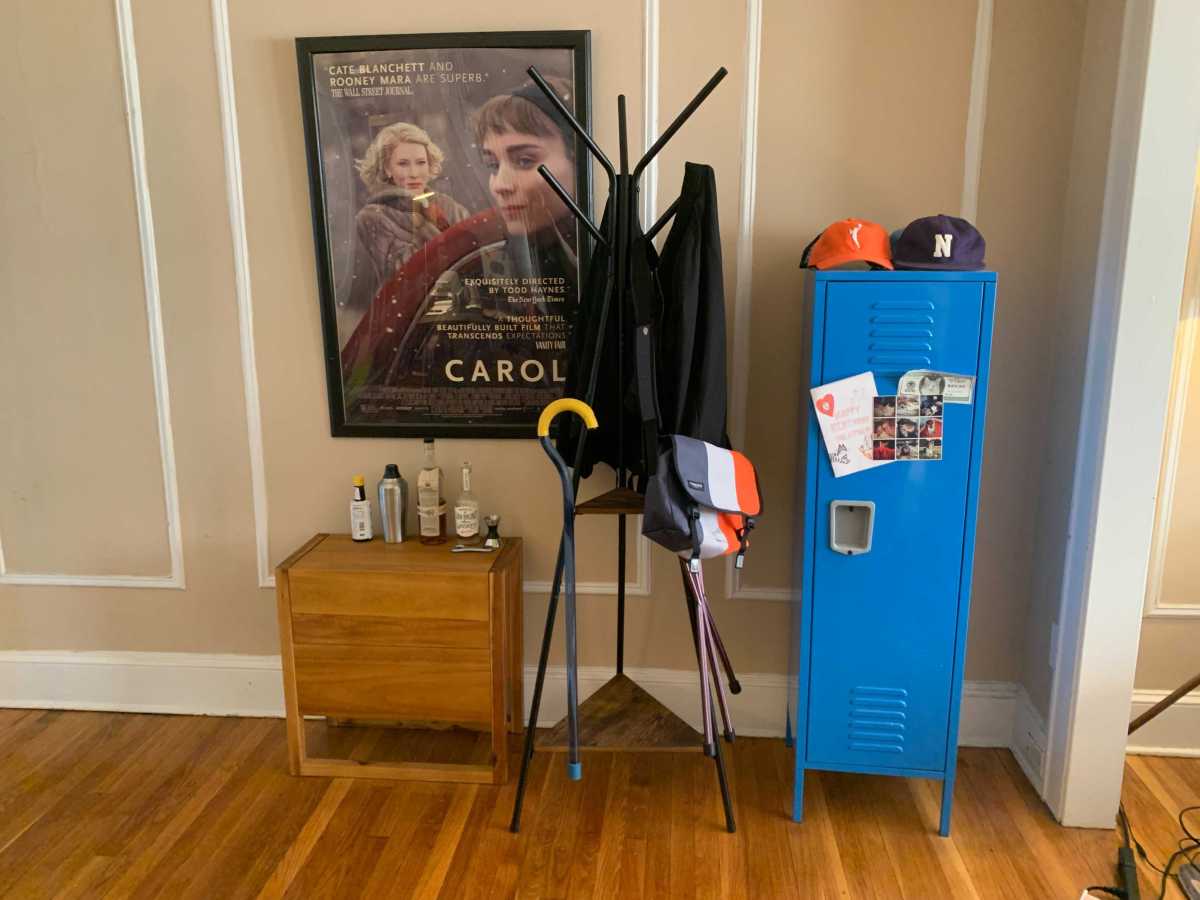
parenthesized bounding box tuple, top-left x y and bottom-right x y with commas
(867, 304, 938, 372)
(849, 686, 907, 754)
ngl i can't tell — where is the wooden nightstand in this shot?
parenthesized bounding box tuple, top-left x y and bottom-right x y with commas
(274, 533, 523, 784)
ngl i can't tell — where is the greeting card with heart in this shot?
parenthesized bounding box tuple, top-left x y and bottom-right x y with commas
(810, 372, 891, 477)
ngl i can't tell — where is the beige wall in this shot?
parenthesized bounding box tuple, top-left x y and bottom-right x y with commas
(0, 1, 1106, 694)
(1135, 169, 1200, 692)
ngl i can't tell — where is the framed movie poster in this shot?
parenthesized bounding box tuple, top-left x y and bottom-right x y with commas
(295, 31, 592, 437)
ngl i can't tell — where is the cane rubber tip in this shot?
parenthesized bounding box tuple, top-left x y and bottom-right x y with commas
(730, 681, 742, 695)
(567, 762, 582, 780)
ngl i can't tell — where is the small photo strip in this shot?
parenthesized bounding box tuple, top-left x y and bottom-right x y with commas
(872, 395, 897, 461)
(896, 395, 920, 416)
(896, 439, 919, 460)
(918, 374, 946, 396)
(920, 394, 944, 417)
(920, 438, 943, 460)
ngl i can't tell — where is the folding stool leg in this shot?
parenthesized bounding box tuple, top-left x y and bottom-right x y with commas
(709, 677, 737, 833)
(703, 604, 741, 694)
(694, 567, 734, 740)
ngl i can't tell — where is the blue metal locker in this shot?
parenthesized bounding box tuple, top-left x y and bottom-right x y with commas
(789, 270, 996, 836)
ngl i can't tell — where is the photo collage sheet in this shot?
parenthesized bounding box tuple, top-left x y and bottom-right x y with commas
(872, 373, 945, 462)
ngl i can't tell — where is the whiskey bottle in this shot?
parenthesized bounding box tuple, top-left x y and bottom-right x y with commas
(454, 462, 480, 541)
(417, 438, 447, 544)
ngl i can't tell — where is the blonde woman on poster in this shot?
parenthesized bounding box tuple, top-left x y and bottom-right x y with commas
(348, 122, 469, 324)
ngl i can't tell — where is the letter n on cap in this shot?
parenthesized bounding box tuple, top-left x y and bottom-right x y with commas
(933, 233, 953, 258)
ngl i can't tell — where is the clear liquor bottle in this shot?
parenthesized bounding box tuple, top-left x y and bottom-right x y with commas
(417, 438, 447, 544)
(454, 462, 480, 541)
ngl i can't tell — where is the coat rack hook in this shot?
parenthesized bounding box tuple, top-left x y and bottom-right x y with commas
(527, 65, 616, 183)
(646, 196, 680, 242)
(633, 67, 728, 180)
(536, 164, 607, 246)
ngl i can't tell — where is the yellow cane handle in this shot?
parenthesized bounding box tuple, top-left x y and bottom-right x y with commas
(537, 399, 598, 437)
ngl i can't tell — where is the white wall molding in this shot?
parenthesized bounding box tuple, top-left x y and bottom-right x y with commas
(725, 0, 765, 602)
(1143, 265, 1200, 619)
(640, 0, 659, 226)
(0, 652, 1042, 760)
(0, 0, 186, 590)
(960, 0, 994, 222)
(211, 0, 272, 590)
(523, 524, 653, 596)
(1127, 688, 1200, 758)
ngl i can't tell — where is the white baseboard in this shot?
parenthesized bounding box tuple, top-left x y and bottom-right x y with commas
(0, 651, 284, 718)
(1127, 688, 1200, 758)
(0, 651, 1025, 751)
(1011, 686, 1049, 791)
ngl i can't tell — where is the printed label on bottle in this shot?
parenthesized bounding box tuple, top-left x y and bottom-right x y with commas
(350, 502, 373, 540)
(455, 506, 479, 537)
(417, 469, 439, 509)
(418, 504, 445, 537)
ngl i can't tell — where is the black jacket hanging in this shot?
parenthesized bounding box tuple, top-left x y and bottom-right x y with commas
(556, 163, 729, 482)
(556, 191, 660, 483)
(655, 162, 730, 448)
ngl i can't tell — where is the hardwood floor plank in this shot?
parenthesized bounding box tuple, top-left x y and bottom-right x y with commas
(779, 764, 852, 900)
(256, 778, 354, 898)
(589, 752, 633, 900)
(360, 783, 452, 900)
(277, 781, 391, 900)
(565, 752, 615, 900)
(411, 784, 478, 899)
(641, 754, 675, 899)
(908, 779, 981, 900)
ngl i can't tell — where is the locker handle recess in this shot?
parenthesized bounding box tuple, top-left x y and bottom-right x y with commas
(830, 501, 875, 555)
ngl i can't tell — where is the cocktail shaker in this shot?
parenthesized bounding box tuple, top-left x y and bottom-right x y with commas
(378, 464, 408, 543)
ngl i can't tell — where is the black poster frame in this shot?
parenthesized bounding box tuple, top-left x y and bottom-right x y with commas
(295, 30, 593, 438)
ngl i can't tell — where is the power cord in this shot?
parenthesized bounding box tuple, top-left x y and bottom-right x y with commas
(1103, 803, 1200, 900)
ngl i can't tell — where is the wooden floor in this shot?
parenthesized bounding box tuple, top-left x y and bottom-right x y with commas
(0, 708, 1196, 899)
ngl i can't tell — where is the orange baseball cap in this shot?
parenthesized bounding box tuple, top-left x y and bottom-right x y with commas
(799, 218, 893, 270)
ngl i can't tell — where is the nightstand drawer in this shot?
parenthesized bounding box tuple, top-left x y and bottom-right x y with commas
(293, 643, 492, 726)
(288, 570, 490, 623)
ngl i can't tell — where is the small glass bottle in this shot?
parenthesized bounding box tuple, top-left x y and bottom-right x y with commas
(349, 475, 373, 542)
(454, 462, 480, 541)
(417, 438, 447, 544)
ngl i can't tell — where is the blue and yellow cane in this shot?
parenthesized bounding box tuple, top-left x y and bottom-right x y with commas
(536, 399, 599, 780)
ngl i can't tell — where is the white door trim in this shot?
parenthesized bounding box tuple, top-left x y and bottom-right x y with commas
(1044, 0, 1200, 828)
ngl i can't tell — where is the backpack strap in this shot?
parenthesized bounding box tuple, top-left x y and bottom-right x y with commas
(734, 516, 756, 570)
(688, 506, 703, 573)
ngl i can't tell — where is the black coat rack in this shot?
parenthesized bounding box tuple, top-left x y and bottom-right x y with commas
(510, 64, 739, 834)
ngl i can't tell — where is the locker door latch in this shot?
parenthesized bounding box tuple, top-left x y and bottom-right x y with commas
(829, 501, 875, 555)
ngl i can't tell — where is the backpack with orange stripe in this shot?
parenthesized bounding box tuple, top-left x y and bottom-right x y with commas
(642, 435, 762, 571)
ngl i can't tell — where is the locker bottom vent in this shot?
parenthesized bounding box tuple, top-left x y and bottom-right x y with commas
(849, 685, 907, 754)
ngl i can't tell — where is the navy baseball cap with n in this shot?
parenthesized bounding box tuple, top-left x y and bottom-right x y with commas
(891, 214, 986, 270)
